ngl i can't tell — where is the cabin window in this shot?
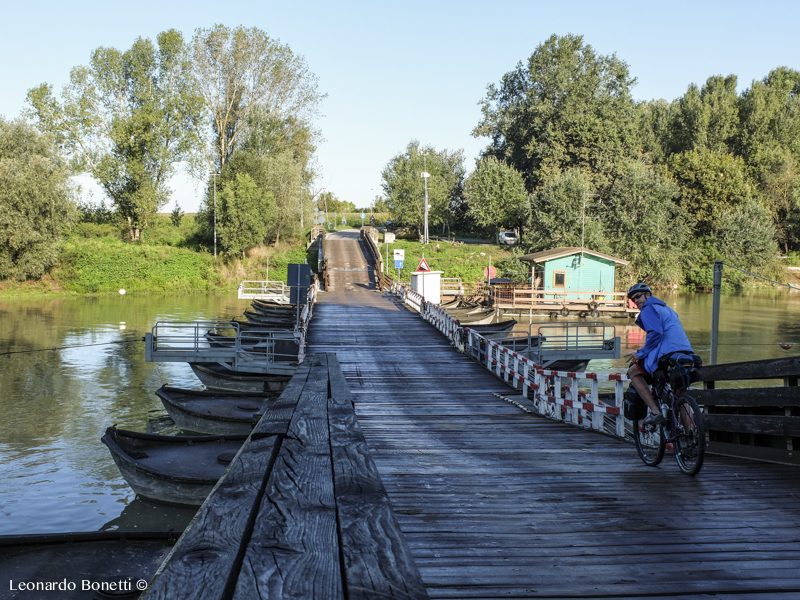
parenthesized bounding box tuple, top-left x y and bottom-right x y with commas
(553, 271, 566, 288)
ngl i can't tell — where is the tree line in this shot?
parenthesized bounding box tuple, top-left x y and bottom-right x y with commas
(381, 34, 800, 287)
(1, 24, 324, 280)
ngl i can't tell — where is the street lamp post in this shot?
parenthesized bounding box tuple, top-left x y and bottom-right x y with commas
(419, 151, 430, 244)
(300, 189, 304, 230)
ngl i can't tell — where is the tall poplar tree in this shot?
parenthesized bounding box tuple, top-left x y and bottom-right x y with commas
(27, 30, 202, 241)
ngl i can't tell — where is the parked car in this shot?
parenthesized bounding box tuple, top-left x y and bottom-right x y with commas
(498, 231, 518, 245)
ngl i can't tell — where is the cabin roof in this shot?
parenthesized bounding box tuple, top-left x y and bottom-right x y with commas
(520, 247, 629, 266)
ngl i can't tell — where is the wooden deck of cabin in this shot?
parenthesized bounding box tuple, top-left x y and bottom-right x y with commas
(305, 231, 800, 599)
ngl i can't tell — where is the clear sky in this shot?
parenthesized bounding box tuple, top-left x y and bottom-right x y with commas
(1, 0, 797, 212)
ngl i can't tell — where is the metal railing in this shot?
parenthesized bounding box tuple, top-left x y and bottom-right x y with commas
(490, 287, 635, 316)
(441, 277, 464, 296)
(237, 280, 290, 302)
(360, 226, 383, 290)
(145, 320, 300, 375)
(146, 277, 320, 372)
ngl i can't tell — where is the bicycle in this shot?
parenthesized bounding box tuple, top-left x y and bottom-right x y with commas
(629, 374, 706, 476)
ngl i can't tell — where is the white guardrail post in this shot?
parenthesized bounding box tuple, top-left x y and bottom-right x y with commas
(390, 283, 630, 439)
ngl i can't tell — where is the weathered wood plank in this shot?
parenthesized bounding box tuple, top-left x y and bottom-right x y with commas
(143, 359, 315, 600)
(703, 414, 800, 436)
(233, 354, 343, 600)
(143, 434, 282, 600)
(692, 386, 800, 407)
(700, 356, 800, 382)
(328, 389, 429, 600)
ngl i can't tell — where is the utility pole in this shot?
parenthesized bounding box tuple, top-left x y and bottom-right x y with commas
(212, 171, 220, 259)
(420, 150, 430, 244)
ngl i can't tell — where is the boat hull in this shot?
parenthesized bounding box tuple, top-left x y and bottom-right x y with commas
(156, 385, 278, 435)
(190, 362, 291, 392)
(101, 427, 250, 506)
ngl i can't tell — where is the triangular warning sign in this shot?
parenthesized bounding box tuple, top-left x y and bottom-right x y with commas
(416, 258, 431, 272)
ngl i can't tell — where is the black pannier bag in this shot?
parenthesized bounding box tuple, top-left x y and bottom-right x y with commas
(623, 384, 648, 420)
(667, 352, 703, 391)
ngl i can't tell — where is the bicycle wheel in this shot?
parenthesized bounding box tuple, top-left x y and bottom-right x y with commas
(632, 417, 666, 466)
(673, 395, 706, 476)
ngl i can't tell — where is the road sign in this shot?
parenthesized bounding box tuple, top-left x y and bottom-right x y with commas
(483, 266, 497, 279)
(360, 212, 366, 219)
(416, 258, 431, 272)
(395, 260, 404, 269)
(384, 232, 395, 244)
(394, 249, 404, 260)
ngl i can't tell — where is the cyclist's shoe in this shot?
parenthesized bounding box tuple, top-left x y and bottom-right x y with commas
(642, 411, 666, 427)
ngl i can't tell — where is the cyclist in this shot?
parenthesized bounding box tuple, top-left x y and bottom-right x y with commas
(624, 283, 695, 426)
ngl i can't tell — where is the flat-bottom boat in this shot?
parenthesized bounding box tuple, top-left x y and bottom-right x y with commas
(155, 385, 279, 435)
(189, 362, 291, 392)
(101, 427, 250, 506)
(462, 319, 517, 338)
(452, 309, 497, 325)
(0, 530, 179, 600)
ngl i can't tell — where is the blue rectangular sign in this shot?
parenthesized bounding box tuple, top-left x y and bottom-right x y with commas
(395, 260, 404, 269)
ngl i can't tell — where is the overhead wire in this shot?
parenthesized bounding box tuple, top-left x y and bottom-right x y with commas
(0, 338, 143, 357)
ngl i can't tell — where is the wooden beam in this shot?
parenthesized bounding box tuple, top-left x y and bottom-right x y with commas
(691, 386, 800, 408)
(700, 357, 800, 382)
(233, 354, 344, 600)
(327, 354, 429, 600)
(143, 361, 313, 600)
(703, 414, 800, 437)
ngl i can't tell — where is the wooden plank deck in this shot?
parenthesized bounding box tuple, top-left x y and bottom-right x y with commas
(144, 353, 426, 600)
(307, 236, 800, 598)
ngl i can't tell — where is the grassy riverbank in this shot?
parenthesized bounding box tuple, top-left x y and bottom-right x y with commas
(0, 215, 314, 298)
(377, 237, 519, 284)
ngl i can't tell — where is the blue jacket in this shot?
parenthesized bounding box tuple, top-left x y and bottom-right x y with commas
(635, 296, 693, 373)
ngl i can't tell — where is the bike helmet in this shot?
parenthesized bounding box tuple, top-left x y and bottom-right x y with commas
(627, 283, 652, 298)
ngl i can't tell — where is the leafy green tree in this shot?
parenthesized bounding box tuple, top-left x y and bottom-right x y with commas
(241, 106, 319, 179)
(635, 99, 673, 165)
(669, 75, 740, 155)
(473, 34, 638, 193)
(604, 162, 689, 285)
(759, 154, 800, 253)
(170, 203, 184, 227)
(712, 199, 778, 269)
(260, 152, 304, 246)
(666, 148, 755, 236)
(528, 169, 609, 253)
(0, 119, 76, 279)
(737, 67, 800, 169)
(26, 30, 202, 241)
(464, 157, 528, 232)
(189, 24, 324, 171)
(381, 140, 465, 236)
(216, 173, 275, 257)
(736, 68, 800, 252)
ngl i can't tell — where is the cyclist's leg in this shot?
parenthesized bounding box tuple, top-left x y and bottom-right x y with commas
(627, 361, 659, 416)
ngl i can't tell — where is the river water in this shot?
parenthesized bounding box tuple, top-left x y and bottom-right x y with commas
(1, 289, 799, 535)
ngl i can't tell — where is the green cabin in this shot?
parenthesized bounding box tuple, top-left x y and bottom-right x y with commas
(519, 247, 629, 299)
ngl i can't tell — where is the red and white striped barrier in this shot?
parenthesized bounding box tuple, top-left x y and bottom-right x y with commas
(393, 285, 629, 439)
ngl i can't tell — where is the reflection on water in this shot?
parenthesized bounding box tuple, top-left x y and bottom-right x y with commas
(0, 293, 247, 535)
(1, 289, 799, 535)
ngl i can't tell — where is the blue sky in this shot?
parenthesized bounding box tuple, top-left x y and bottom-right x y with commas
(1, 0, 797, 212)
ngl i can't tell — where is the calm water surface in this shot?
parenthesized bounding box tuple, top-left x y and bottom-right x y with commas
(1, 289, 799, 535)
(0, 294, 247, 535)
